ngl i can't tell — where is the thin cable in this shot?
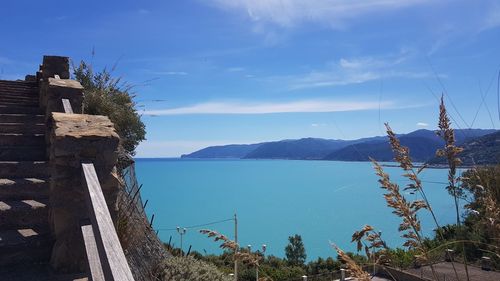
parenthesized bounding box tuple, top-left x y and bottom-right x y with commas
(426, 57, 471, 129)
(156, 218, 234, 231)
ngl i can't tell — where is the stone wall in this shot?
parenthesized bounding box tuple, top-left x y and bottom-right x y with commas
(48, 113, 121, 272)
(37, 56, 123, 273)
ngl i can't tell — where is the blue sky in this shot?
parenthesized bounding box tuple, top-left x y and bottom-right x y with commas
(1, 0, 500, 157)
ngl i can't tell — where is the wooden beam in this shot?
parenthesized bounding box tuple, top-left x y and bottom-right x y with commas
(82, 163, 135, 281)
(62, 98, 73, 114)
(81, 222, 105, 281)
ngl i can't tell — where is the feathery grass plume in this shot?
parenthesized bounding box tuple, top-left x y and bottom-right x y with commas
(199, 229, 261, 266)
(371, 158, 439, 279)
(199, 229, 239, 251)
(351, 225, 389, 265)
(330, 243, 370, 281)
(371, 161, 424, 250)
(436, 96, 470, 281)
(436, 95, 465, 226)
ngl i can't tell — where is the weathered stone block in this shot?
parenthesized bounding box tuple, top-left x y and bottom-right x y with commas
(41, 55, 70, 79)
(48, 113, 120, 272)
(40, 78, 83, 116)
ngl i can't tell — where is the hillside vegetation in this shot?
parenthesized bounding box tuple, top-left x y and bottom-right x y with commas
(182, 129, 497, 163)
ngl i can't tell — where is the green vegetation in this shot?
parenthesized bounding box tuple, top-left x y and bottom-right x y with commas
(73, 61, 146, 156)
(155, 255, 232, 281)
(285, 234, 307, 266)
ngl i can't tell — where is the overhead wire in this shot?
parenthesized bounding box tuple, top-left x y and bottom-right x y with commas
(156, 218, 234, 232)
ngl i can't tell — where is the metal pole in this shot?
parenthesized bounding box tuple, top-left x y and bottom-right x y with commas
(181, 233, 183, 253)
(256, 265, 258, 281)
(234, 213, 238, 281)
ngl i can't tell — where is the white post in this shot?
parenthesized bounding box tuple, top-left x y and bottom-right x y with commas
(341, 269, 346, 281)
(302, 275, 307, 281)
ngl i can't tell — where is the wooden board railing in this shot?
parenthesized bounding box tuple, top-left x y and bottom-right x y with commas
(62, 98, 73, 114)
(81, 221, 105, 281)
(81, 163, 135, 281)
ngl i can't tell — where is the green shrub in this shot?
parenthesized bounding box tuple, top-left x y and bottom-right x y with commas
(73, 61, 146, 156)
(156, 256, 232, 281)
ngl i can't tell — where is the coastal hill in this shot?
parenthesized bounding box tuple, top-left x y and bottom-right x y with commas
(428, 130, 500, 165)
(181, 129, 497, 163)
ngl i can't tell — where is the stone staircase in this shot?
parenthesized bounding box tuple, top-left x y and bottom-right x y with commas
(0, 80, 53, 272)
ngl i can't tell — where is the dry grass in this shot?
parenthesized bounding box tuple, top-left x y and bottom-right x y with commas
(199, 229, 261, 266)
(330, 243, 371, 281)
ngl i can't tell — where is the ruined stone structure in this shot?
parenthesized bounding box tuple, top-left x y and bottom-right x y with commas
(0, 56, 128, 280)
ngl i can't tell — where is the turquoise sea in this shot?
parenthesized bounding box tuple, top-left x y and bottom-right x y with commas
(136, 159, 460, 260)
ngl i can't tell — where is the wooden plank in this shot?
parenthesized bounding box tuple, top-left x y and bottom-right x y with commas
(82, 163, 135, 281)
(81, 223, 105, 281)
(62, 99, 73, 114)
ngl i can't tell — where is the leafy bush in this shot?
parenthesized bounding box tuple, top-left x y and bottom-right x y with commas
(73, 61, 146, 156)
(156, 256, 232, 281)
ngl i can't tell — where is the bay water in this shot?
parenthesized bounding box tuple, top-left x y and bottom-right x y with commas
(136, 158, 459, 260)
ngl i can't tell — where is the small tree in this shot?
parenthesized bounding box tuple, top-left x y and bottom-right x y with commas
(285, 234, 307, 266)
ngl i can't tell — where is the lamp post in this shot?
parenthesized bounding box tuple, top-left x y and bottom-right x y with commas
(255, 244, 266, 281)
(176, 226, 187, 255)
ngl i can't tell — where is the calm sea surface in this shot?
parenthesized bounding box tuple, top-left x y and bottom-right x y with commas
(136, 158, 459, 260)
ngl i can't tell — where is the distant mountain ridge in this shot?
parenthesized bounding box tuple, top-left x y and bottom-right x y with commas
(181, 129, 498, 164)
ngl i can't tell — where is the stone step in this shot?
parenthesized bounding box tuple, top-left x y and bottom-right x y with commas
(0, 133, 45, 146)
(0, 146, 46, 161)
(0, 80, 38, 89)
(0, 227, 53, 267)
(0, 105, 42, 114)
(0, 101, 38, 107)
(0, 264, 88, 281)
(0, 90, 38, 97)
(0, 114, 44, 123)
(0, 199, 48, 229)
(0, 178, 49, 200)
(0, 96, 38, 103)
(0, 161, 48, 178)
(0, 123, 45, 134)
(0, 94, 38, 100)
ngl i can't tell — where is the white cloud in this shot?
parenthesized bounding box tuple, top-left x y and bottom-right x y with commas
(209, 0, 433, 29)
(311, 123, 327, 127)
(481, 3, 500, 31)
(416, 122, 429, 127)
(284, 53, 433, 90)
(143, 99, 395, 116)
(152, 71, 188, 76)
(227, 67, 245, 72)
(0, 56, 14, 64)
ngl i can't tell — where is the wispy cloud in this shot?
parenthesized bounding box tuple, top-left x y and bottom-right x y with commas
(151, 71, 188, 76)
(268, 52, 435, 90)
(0, 56, 14, 65)
(416, 122, 429, 127)
(481, 3, 500, 31)
(143, 99, 396, 116)
(311, 123, 327, 127)
(209, 0, 433, 29)
(227, 67, 245, 72)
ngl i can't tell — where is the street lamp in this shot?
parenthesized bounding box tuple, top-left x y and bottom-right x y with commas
(176, 226, 187, 255)
(255, 244, 266, 281)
